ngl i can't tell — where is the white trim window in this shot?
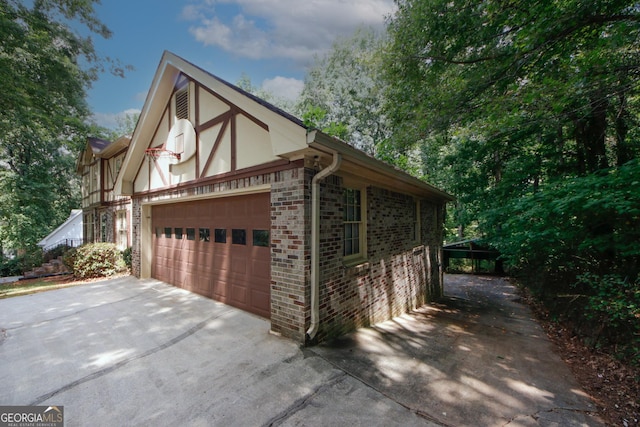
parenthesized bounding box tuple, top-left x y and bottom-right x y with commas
(413, 199, 421, 243)
(116, 210, 128, 250)
(343, 188, 365, 261)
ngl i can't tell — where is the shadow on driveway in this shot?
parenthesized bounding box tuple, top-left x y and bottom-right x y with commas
(0, 274, 603, 426)
(312, 274, 604, 427)
(0, 276, 431, 426)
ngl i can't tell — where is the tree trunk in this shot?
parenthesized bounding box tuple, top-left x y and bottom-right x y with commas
(573, 95, 609, 174)
(614, 91, 632, 166)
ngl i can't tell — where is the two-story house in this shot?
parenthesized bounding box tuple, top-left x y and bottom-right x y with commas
(76, 136, 132, 250)
(113, 52, 453, 344)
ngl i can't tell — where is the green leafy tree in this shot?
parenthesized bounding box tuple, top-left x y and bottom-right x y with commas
(296, 27, 393, 156)
(0, 0, 119, 268)
(385, 0, 640, 235)
(384, 0, 640, 361)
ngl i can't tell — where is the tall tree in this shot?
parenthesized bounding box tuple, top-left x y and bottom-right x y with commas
(296, 28, 392, 157)
(385, 0, 640, 234)
(0, 0, 115, 262)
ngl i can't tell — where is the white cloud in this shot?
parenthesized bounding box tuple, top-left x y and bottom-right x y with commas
(183, 0, 395, 63)
(262, 76, 304, 102)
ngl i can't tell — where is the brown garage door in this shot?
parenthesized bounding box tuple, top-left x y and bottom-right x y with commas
(152, 193, 271, 318)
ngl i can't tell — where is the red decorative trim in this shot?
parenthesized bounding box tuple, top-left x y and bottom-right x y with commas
(133, 159, 303, 198)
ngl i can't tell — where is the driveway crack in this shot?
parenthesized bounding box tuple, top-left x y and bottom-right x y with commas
(306, 349, 453, 427)
(29, 308, 233, 405)
(261, 371, 347, 427)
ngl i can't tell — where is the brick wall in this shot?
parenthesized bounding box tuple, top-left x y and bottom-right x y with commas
(316, 180, 444, 342)
(129, 162, 445, 345)
(269, 167, 312, 342)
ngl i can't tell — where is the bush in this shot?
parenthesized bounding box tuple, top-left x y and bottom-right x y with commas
(575, 273, 640, 364)
(64, 243, 127, 279)
(122, 247, 132, 269)
(0, 249, 43, 276)
(62, 247, 78, 272)
(0, 257, 24, 277)
(483, 159, 640, 365)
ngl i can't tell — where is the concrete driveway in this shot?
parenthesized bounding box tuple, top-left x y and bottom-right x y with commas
(0, 275, 602, 426)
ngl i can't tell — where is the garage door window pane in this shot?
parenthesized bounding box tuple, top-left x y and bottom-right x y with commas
(175, 228, 183, 239)
(186, 228, 195, 240)
(155, 227, 161, 238)
(164, 227, 172, 238)
(214, 228, 226, 243)
(199, 228, 210, 242)
(232, 229, 246, 245)
(253, 230, 269, 247)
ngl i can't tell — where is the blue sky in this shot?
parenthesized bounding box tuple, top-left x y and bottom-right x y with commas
(88, 0, 395, 129)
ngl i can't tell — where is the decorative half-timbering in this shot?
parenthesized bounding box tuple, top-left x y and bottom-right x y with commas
(77, 136, 132, 249)
(115, 51, 453, 344)
(133, 76, 281, 193)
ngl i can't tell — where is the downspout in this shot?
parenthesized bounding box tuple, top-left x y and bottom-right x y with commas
(306, 151, 342, 342)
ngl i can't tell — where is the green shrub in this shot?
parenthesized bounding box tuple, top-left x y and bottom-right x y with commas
(0, 249, 43, 276)
(575, 273, 640, 364)
(64, 243, 126, 279)
(62, 247, 78, 272)
(483, 159, 640, 365)
(0, 257, 23, 276)
(122, 247, 132, 269)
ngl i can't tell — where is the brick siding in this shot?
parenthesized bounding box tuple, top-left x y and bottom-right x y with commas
(129, 164, 444, 345)
(315, 178, 445, 343)
(269, 167, 312, 342)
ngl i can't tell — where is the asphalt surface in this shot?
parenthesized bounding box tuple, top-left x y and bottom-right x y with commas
(0, 274, 603, 426)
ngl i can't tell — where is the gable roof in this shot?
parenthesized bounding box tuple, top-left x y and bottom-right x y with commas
(115, 51, 453, 202)
(37, 209, 82, 248)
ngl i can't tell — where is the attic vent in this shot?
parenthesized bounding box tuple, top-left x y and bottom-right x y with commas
(175, 87, 189, 120)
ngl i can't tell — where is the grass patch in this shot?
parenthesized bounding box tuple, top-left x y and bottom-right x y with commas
(0, 276, 82, 299)
(0, 274, 126, 299)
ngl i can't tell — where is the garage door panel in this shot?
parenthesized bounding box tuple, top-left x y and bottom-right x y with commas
(212, 252, 229, 270)
(195, 276, 210, 295)
(231, 256, 247, 274)
(251, 289, 270, 316)
(231, 284, 248, 305)
(252, 258, 270, 281)
(152, 193, 271, 318)
(212, 277, 228, 298)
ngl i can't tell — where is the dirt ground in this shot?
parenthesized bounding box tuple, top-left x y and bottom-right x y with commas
(516, 280, 639, 426)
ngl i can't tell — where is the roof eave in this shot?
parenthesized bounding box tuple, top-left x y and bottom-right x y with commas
(307, 130, 454, 202)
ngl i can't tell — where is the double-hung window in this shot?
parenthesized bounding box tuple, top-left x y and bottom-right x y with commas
(343, 188, 365, 261)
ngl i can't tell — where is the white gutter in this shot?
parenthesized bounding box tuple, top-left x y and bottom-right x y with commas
(306, 150, 342, 342)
